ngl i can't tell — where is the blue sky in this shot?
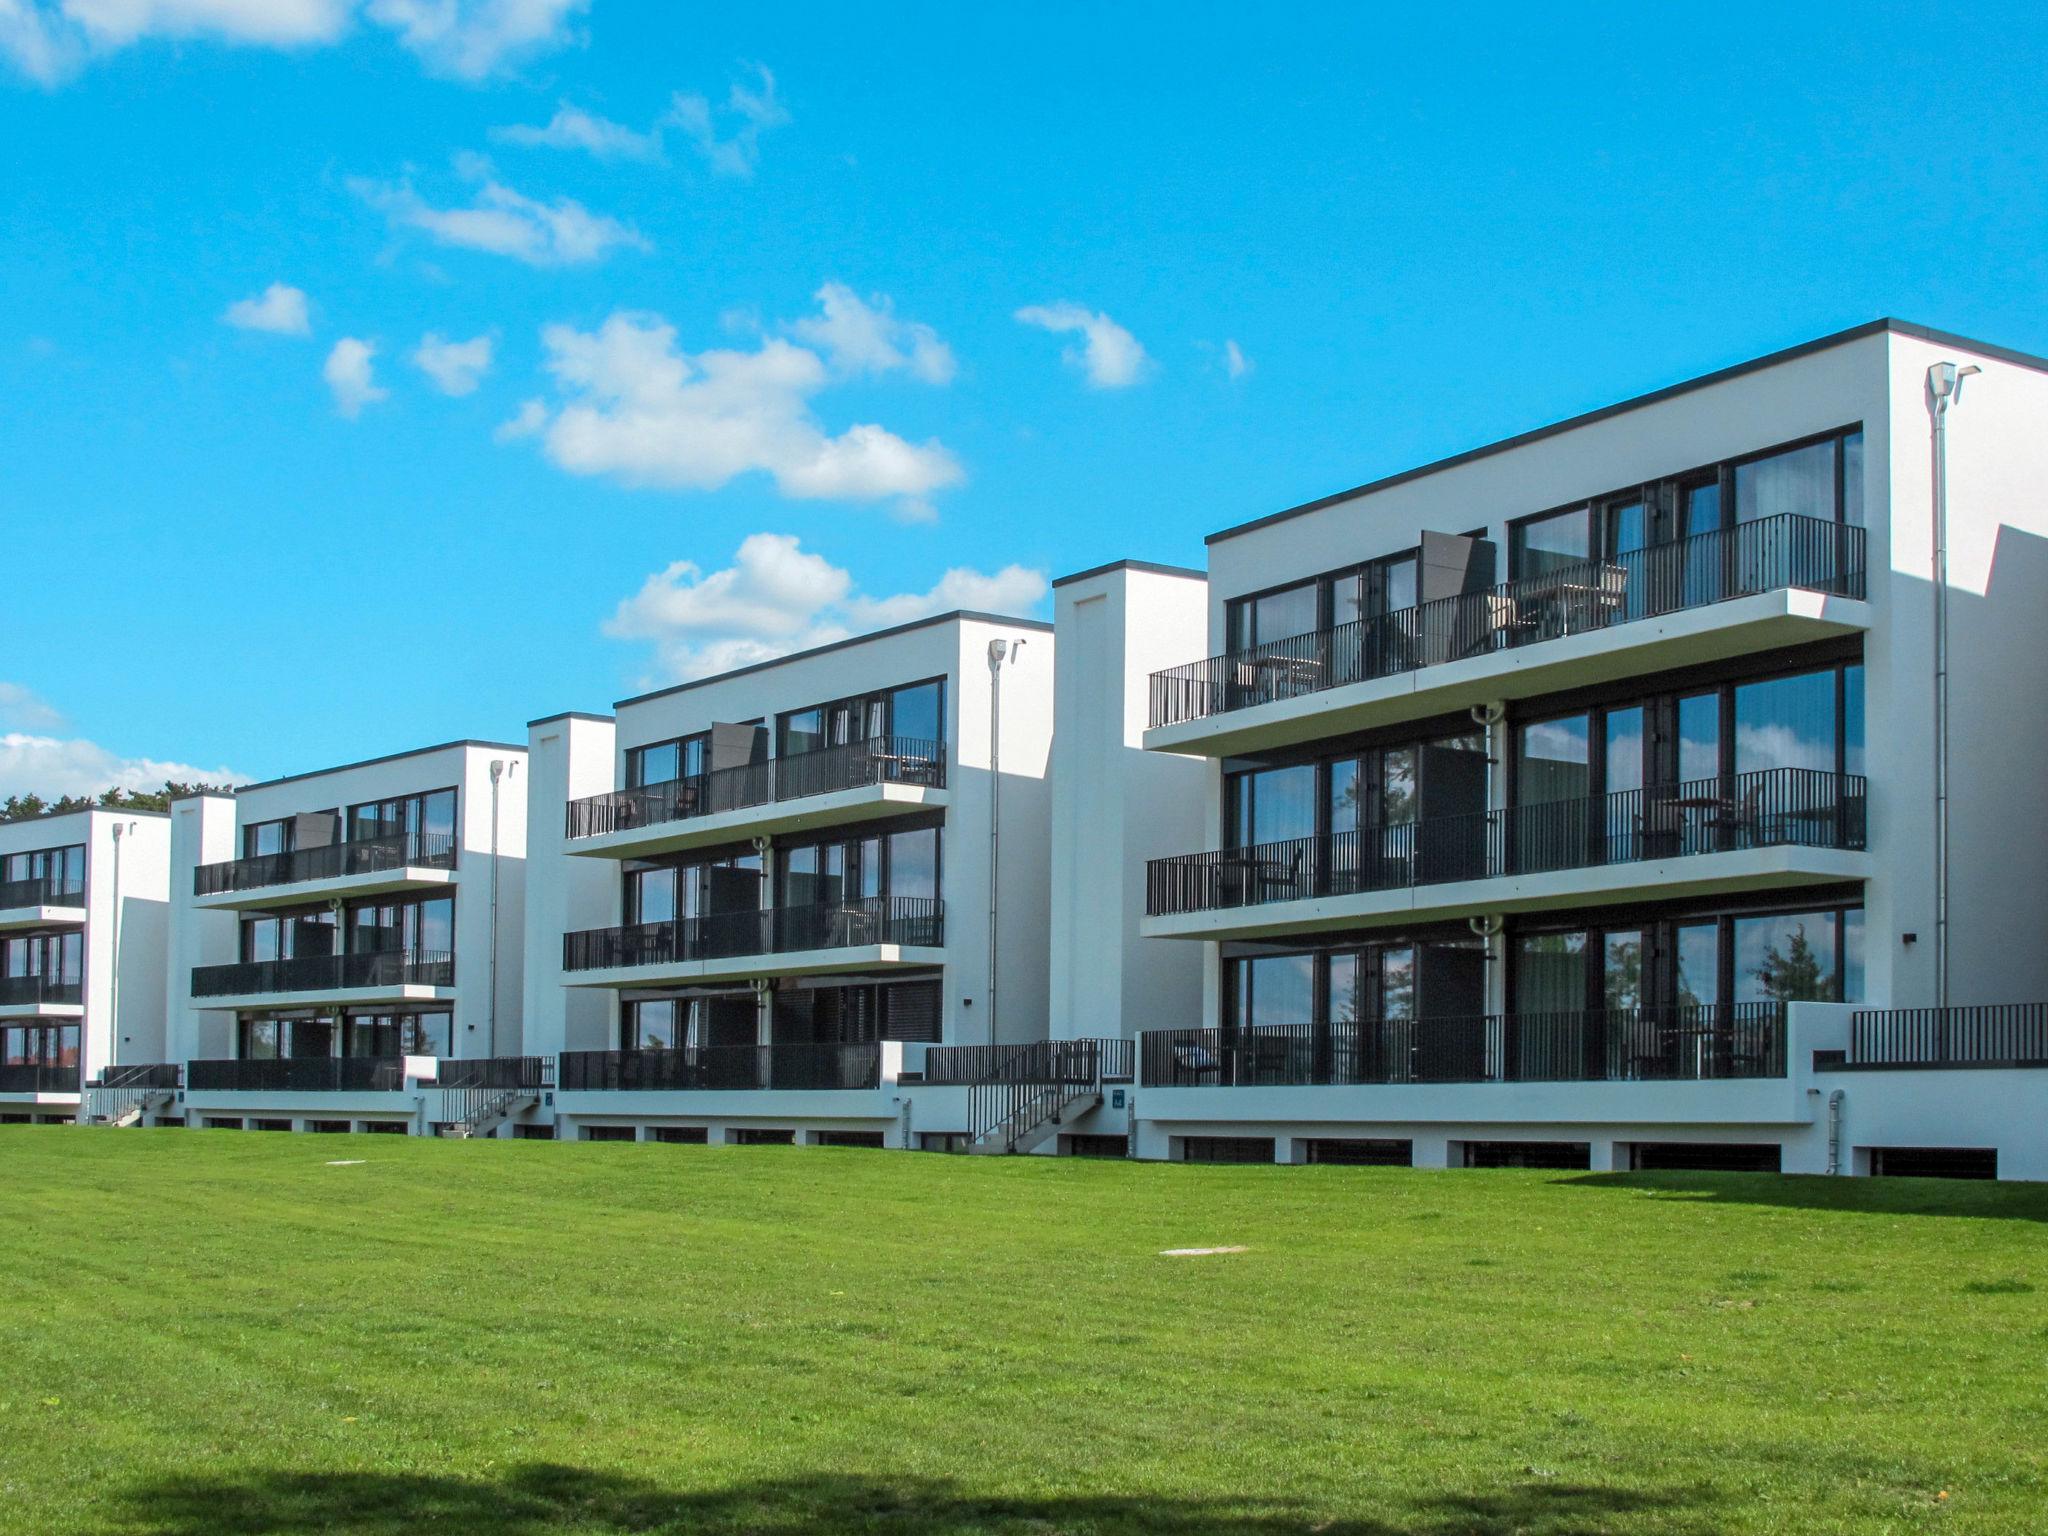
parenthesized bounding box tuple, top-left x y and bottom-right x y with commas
(3, 1, 2046, 792)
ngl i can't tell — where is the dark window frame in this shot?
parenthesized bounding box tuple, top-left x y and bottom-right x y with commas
(775, 677, 949, 759)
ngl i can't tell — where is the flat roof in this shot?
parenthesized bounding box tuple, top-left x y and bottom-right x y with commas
(230, 738, 527, 794)
(1051, 558, 1206, 590)
(0, 804, 171, 830)
(614, 609, 1055, 710)
(527, 711, 615, 728)
(1205, 318, 2048, 545)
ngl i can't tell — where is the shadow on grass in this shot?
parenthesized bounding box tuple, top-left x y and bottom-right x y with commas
(116, 1465, 1713, 1535)
(1551, 1170, 2048, 1222)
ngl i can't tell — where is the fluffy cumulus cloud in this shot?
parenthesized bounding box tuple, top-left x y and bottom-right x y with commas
(364, 0, 587, 80)
(507, 295, 961, 518)
(351, 155, 648, 267)
(605, 533, 1048, 682)
(1, 0, 579, 83)
(222, 281, 312, 336)
(412, 330, 492, 394)
(1223, 338, 1252, 380)
(490, 100, 660, 161)
(1014, 301, 1151, 388)
(667, 63, 788, 177)
(323, 337, 386, 417)
(787, 282, 955, 384)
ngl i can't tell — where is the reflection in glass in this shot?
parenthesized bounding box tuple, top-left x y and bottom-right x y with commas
(1675, 923, 1720, 1008)
(1734, 670, 1837, 773)
(1231, 952, 1315, 1029)
(1733, 911, 1840, 1003)
(1677, 693, 1720, 783)
(1516, 716, 1590, 803)
(1603, 931, 1644, 1010)
(1512, 506, 1592, 579)
(1514, 932, 1586, 1014)
(1735, 440, 1836, 523)
(1229, 764, 1317, 846)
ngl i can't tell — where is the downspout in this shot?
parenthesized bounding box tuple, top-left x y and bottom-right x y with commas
(1927, 361, 1978, 1011)
(487, 760, 515, 1061)
(986, 638, 1026, 1044)
(107, 821, 130, 1083)
(1826, 1088, 1846, 1176)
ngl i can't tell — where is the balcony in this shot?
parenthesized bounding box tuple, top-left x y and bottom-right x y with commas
(1142, 1004, 1787, 1088)
(193, 833, 458, 910)
(0, 1062, 81, 1095)
(0, 973, 84, 1017)
(565, 735, 947, 859)
(560, 897, 945, 987)
(189, 949, 455, 1008)
(88, 1063, 182, 1090)
(1143, 767, 1867, 941)
(0, 874, 87, 929)
(558, 1041, 883, 1093)
(1147, 515, 1868, 757)
(186, 1056, 415, 1093)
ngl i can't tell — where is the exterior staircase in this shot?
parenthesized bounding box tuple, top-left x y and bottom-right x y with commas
(431, 1057, 552, 1140)
(963, 1038, 1133, 1155)
(81, 1066, 181, 1128)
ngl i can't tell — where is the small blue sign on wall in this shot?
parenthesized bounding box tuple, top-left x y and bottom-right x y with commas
(1111, 1088, 1126, 1110)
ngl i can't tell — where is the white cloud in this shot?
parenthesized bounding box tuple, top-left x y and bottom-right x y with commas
(412, 331, 492, 395)
(787, 282, 955, 384)
(666, 62, 788, 177)
(605, 533, 1047, 682)
(364, 0, 586, 80)
(1014, 301, 1151, 389)
(324, 337, 386, 418)
(491, 101, 660, 161)
(0, 732, 241, 800)
(511, 304, 962, 515)
(1224, 338, 1252, 380)
(351, 158, 648, 267)
(2, 0, 581, 83)
(0, 682, 64, 732)
(222, 281, 312, 336)
(494, 397, 546, 441)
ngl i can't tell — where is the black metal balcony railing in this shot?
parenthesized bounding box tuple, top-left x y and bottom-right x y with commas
(190, 949, 455, 999)
(1151, 514, 1867, 728)
(427, 1056, 555, 1091)
(186, 1056, 412, 1093)
(1147, 767, 1865, 917)
(0, 874, 87, 910)
(1846, 1005, 2048, 1068)
(0, 973, 84, 1007)
(562, 897, 944, 973)
(194, 832, 459, 897)
(0, 1061, 81, 1094)
(1141, 1004, 1787, 1088)
(922, 1038, 1137, 1085)
(565, 735, 946, 840)
(88, 1063, 182, 1090)
(558, 1041, 882, 1092)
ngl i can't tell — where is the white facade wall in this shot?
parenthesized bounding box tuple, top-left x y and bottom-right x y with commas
(1048, 563, 1210, 1041)
(0, 808, 170, 1112)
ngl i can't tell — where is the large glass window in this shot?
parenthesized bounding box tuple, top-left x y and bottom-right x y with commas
(1226, 764, 1317, 847)
(1735, 440, 1836, 524)
(2, 930, 82, 983)
(2, 1024, 77, 1067)
(887, 826, 940, 901)
(631, 852, 764, 922)
(1226, 953, 1315, 1029)
(345, 1010, 451, 1057)
(1733, 910, 1862, 1004)
(242, 818, 294, 859)
(1733, 670, 1839, 774)
(1510, 506, 1592, 580)
(2, 843, 85, 896)
(1514, 932, 1586, 1014)
(240, 909, 336, 963)
(777, 681, 943, 758)
(1227, 581, 1319, 652)
(347, 787, 456, 848)
(888, 681, 944, 746)
(626, 998, 679, 1050)
(1515, 716, 1590, 803)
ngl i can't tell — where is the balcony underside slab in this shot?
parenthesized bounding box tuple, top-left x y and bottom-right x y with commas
(562, 945, 946, 989)
(1140, 1077, 1812, 1127)
(1140, 845, 1870, 942)
(0, 904, 86, 931)
(0, 1002, 84, 1021)
(569, 784, 949, 860)
(191, 984, 458, 1012)
(1144, 590, 1872, 759)
(193, 867, 457, 912)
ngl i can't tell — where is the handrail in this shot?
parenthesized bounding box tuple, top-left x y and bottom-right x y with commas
(565, 734, 945, 840)
(185, 1056, 412, 1092)
(0, 972, 84, 1006)
(1141, 1004, 1787, 1086)
(429, 1056, 554, 1133)
(0, 874, 86, 909)
(966, 1038, 1126, 1149)
(1847, 1004, 2048, 1067)
(194, 832, 458, 896)
(558, 1042, 881, 1092)
(88, 1063, 181, 1090)
(562, 897, 944, 972)
(1150, 514, 1866, 727)
(190, 948, 455, 999)
(1147, 767, 1865, 916)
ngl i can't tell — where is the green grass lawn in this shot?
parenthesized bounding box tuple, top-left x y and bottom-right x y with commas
(1, 1130, 2044, 1535)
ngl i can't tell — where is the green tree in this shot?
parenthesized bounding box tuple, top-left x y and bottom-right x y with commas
(1754, 922, 1830, 1002)
(1, 780, 237, 824)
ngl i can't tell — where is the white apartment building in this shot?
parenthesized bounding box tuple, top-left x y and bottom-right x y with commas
(152, 741, 531, 1134)
(1105, 318, 2048, 1178)
(1, 809, 168, 1124)
(523, 610, 1054, 1147)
